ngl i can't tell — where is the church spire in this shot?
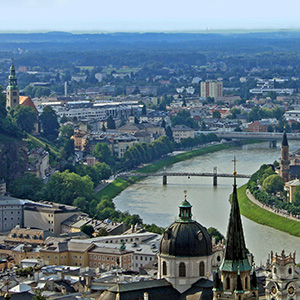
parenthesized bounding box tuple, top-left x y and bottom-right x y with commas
(220, 157, 251, 272)
(282, 130, 288, 147)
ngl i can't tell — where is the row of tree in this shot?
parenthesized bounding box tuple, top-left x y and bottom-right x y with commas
(122, 136, 173, 169)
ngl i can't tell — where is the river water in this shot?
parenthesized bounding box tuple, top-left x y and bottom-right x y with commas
(114, 141, 300, 265)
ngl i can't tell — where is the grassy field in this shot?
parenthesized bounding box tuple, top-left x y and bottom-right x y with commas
(237, 185, 300, 237)
(26, 134, 59, 156)
(95, 177, 133, 201)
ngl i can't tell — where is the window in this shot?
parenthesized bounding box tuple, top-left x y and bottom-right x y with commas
(163, 261, 167, 275)
(226, 277, 230, 290)
(245, 277, 248, 289)
(199, 262, 205, 276)
(289, 268, 292, 274)
(179, 262, 186, 277)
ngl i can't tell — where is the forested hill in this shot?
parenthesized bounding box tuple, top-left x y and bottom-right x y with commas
(1, 31, 300, 52)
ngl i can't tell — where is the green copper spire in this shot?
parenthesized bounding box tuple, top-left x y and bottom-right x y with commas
(179, 190, 193, 222)
(220, 157, 251, 272)
(8, 58, 18, 90)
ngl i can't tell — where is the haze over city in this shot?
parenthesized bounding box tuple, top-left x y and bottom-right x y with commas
(3, 0, 300, 31)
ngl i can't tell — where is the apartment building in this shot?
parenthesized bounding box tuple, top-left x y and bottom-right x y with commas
(200, 79, 223, 99)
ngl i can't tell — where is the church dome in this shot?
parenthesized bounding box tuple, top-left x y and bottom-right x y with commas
(159, 197, 212, 257)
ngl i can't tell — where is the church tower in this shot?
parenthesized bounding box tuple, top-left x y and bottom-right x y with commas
(6, 59, 19, 109)
(213, 160, 258, 300)
(280, 131, 290, 183)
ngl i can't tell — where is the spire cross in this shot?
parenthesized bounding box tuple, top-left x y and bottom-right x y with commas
(232, 156, 237, 185)
(184, 190, 187, 199)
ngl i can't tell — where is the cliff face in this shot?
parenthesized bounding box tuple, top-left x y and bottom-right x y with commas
(0, 139, 28, 183)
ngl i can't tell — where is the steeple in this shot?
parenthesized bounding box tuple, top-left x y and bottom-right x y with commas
(280, 130, 290, 183)
(282, 131, 288, 147)
(220, 157, 251, 272)
(179, 190, 193, 222)
(6, 58, 19, 109)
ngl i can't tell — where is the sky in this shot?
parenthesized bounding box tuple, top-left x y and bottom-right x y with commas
(3, 0, 300, 32)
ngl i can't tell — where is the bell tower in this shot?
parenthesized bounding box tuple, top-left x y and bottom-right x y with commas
(280, 132, 290, 183)
(6, 59, 19, 109)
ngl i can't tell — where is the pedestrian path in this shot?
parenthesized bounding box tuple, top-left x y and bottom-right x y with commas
(245, 189, 300, 222)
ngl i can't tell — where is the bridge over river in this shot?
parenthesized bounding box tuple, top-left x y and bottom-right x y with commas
(197, 131, 300, 147)
(121, 171, 251, 186)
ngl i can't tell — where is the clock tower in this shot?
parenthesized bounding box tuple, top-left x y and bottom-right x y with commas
(6, 59, 19, 109)
(280, 131, 290, 183)
(265, 251, 300, 300)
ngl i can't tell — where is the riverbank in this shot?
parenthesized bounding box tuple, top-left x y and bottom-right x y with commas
(95, 140, 261, 202)
(237, 185, 300, 237)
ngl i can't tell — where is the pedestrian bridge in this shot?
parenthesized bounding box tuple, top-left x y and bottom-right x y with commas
(121, 171, 251, 186)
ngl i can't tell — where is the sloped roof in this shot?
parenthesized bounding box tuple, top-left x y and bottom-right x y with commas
(19, 96, 38, 112)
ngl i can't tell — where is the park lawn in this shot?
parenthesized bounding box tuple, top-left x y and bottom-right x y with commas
(237, 185, 300, 237)
(95, 177, 132, 201)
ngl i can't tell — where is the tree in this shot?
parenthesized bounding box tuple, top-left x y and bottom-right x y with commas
(101, 123, 106, 132)
(12, 105, 37, 133)
(142, 104, 147, 115)
(59, 125, 74, 140)
(262, 174, 284, 194)
(161, 119, 166, 128)
(166, 126, 173, 141)
(97, 228, 108, 236)
(10, 174, 44, 201)
(93, 143, 111, 163)
(81, 224, 94, 237)
(40, 106, 59, 141)
(212, 110, 221, 119)
(107, 116, 116, 129)
(43, 170, 94, 205)
(134, 116, 139, 124)
(207, 227, 224, 244)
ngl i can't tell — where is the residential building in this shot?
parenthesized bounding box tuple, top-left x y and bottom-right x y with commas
(200, 80, 223, 99)
(27, 147, 50, 179)
(284, 179, 300, 203)
(171, 125, 195, 143)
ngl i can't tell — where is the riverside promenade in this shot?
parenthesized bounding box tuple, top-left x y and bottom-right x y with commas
(246, 189, 300, 222)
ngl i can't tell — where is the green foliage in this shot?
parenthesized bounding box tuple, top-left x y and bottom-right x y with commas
(178, 133, 219, 149)
(107, 116, 116, 129)
(93, 143, 112, 164)
(32, 288, 48, 300)
(40, 106, 59, 141)
(9, 174, 44, 200)
(43, 170, 94, 205)
(144, 223, 164, 234)
(59, 125, 74, 140)
(122, 136, 173, 169)
(97, 228, 108, 236)
(207, 227, 224, 244)
(262, 174, 284, 194)
(11, 105, 37, 133)
(171, 110, 199, 129)
(80, 224, 95, 237)
(238, 185, 300, 237)
(212, 110, 221, 119)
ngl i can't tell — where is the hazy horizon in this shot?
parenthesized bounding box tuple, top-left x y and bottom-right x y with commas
(4, 0, 300, 32)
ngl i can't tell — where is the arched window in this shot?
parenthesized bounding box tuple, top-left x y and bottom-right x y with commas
(199, 262, 205, 276)
(245, 277, 248, 289)
(163, 261, 167, 276)
(226, 277, 230, 290)
(179, 262, 186, 277)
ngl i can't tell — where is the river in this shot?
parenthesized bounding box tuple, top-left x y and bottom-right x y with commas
(114, 141, 300, 265)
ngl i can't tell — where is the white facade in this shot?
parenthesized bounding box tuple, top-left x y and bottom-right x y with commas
(158, 253, 213, 293)
(284, 110, 300, 122)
